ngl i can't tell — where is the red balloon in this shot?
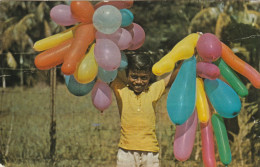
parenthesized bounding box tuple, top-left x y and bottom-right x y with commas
(91, 80, 112, 111)
(196, 33, 222, 62)
(196, 62, 220, 80)
(70, 1, 94, 23)
(94, 0, 134, 9)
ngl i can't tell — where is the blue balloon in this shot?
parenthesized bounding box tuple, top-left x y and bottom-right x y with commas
(120, 9, 134, 27)
(119, 51, 128, 70)
(65, 75, 95, 96)
(204, 79, 241, 118)
(98, 67, 118, 83)
(167, 56, 197, 125)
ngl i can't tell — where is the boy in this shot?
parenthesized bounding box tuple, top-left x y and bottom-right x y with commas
(111, 53, 177, 167)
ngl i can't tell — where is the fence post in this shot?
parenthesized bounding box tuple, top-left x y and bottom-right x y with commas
(49, 67, 56, 163)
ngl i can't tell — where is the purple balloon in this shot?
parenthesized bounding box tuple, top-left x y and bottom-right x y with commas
(173, 111, 198, 161)
(91, 80, 112, 111)
(50, 5, 77, 26)
(197, 61, 220, 80)
(96, 28, 132, 50)
(94, 39, 121, 71)
(126, 23, 145, 50)
(196, 33, 222, 62)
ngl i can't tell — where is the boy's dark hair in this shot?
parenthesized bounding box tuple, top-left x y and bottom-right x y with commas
(126, 53, 156, 83)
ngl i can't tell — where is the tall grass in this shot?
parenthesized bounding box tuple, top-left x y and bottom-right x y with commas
(0, 83, 259, 167)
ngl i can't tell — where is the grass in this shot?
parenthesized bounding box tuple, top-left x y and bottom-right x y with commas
(0, 83, 259, 167)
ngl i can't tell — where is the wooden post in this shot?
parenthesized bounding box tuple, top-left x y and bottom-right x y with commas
(49, 67, 56, 163)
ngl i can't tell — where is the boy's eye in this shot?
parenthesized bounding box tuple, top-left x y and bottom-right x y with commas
(131, 75, 138, 79)
(141, 76, 148, 80)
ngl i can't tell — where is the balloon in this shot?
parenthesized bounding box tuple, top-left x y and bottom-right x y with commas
(120, 9, 134, 27)
(95, 28, 132, 50)
(33, 25, 77, 51)
(50, 5, 77, 26)
(196, 62, 220, 80)
(196, 78, 210, 123)
(196, 33, 222, 62)
(94, 39, 121, 71)
(126, 23, 145, 50)
(173, 111, 198, 161)
(91, 80, 112, 111)
(93, 5, 122, 34)
(119, 51, 128, 70)
(167, 56, 197, 125)
(65, 75, 95, 96)
(62, 23, 95, 75)
(34, 39, 73, 70)
(221, 42, 260, 89)
(211, 114, 232, 165)
(70, 1, 94, 23)
(98, 67, 118, 83)
(214, 58, 248, 97)
(152, 33, 199, 76)
(204, 79, 241, 118)
(200, 121, 217, 167)
(94, 0, 134, 9)
(74, 44, 98, 84)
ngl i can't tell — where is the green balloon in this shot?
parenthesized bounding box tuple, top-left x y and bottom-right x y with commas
(214, 58, 248, 97)
(211, 114, 232, 165)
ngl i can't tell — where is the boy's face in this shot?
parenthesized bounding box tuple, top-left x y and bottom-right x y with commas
(127, 70, 151, 94)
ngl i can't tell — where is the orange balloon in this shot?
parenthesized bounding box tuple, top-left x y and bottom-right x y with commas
(221, 43, 260, 89)
(70, 1, 94, 23)
(94, 0, 134, 9)
(61, 23, 95, 75)
(34, 39, 73, 70)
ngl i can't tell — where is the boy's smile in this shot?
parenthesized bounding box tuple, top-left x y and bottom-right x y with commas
(127, 70, 151, 94)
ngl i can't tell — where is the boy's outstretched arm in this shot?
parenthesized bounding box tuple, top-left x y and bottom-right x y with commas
(159, 62, 182, 88)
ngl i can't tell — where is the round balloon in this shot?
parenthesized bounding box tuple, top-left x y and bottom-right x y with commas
(91, 80, 112, 111)
(120, 9, 134, 27)
(98, 67, 118, 83)
(126, 23, 145, 50)
(119, 52, 128, 70)
(50, 5, 77, 26)
(93, 5, 122, 34)
(95, 28, 132, 50)
(196, 33, 222, 62)
(94, 0, 134, 9)
(70, 1, 94, 23)
(65, 75, 95, 96)
(94, 39, 121, 71)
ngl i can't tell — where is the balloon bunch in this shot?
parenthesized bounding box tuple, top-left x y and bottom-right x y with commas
(34, 1, 145, 111)
(153, 33, 260, 166)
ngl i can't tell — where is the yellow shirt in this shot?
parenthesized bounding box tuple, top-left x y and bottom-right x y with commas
(111, 78, 165, 152)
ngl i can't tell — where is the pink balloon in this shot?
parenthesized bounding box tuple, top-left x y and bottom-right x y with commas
(173, 111, 198, 161)
(50, 5, 77, 26)
(200, 121, 217, 167)
(125, 23, 145, 50)
(96, 28, 132, 50)
(196, 33, 222, 62)
(91, 80, 112, 111)
(94, 39, 121, 71)
(196, 62, 220, 80)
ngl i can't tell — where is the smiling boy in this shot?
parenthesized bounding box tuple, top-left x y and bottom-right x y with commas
(111, 53, 177, 167)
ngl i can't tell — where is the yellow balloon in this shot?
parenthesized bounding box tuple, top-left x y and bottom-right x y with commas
(33, 25, 78, 51)
(196, 78, 210, 123)
(74, 44, 98, 84)
(152, 33, 199, 76)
